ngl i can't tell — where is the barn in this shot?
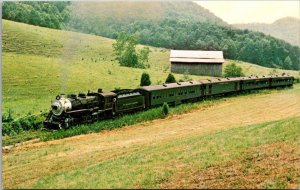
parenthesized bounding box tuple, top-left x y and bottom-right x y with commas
(170, 50, 224, 77)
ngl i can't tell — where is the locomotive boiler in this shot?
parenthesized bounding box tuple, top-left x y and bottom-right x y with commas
(44, 89, 145, 129)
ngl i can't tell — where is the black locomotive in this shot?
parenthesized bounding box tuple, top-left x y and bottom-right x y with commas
(44, 75, 294, 129)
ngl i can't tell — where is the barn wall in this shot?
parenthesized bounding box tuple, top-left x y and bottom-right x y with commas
(171, 62, 222, 77)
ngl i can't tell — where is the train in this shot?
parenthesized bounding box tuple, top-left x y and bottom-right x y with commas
(44, 74, 294, 129)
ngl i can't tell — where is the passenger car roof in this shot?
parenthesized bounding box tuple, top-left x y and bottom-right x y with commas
(140, 78, 240, 91)
(140, 81, 202, 91)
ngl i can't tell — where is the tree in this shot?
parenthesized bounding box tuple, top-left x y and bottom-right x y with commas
(140, 72, 151, 86)
(2, 2, 70, 29)
(112, 32, 151, 68)
(138, 47, 151, 68)
(165, 73, 176, 83)
(284, 56, 293, 70)
(223, 62, 245, 77)
(162, 102, 169, 117)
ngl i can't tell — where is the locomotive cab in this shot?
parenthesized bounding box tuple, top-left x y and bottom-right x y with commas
(97, 92, 116, 110)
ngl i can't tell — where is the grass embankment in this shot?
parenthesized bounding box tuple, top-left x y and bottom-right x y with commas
(3, 116, 300, 188)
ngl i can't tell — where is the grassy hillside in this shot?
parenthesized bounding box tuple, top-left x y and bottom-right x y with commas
(3, 85, 300, 188)
(2, 19, 180, 117)
(2, 19, 300, 118)
(234, 17, 300, 47)
(4, 2, 300, 70)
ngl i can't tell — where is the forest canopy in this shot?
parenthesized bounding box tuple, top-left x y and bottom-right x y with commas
(2, 2, 70, 29)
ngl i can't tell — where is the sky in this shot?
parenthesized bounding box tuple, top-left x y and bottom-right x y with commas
(195, 1, 300, 24)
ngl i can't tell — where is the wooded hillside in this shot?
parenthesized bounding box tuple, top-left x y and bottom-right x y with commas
(234, 17, 300, 47)
(2, 1, 300, 70)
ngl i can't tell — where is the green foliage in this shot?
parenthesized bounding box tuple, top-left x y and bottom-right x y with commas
(165, 73, 176, 83)
(2, 108, 14, 123)
(162, 102, 169, 116)
(139, 47, 151, 66)
(284, 56, 293, 70)
(264, 178, 288, 189)
(269, 68, 278, 75)
(182, 71, 192, 82)
(112, 32, 151, 68)
(140, 72, 151, 86)
(293, 77, 300, 84)
(2, 113, 46, 136)
(224, 62, 245, 77)
(2, 2, 70, 29)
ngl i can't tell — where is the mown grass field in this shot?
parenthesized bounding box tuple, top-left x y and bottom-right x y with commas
(3, 85, 300, 188)
(3, 19, 300, 118)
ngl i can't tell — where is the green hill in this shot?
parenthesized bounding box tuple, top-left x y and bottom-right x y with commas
(3, 2, 300, 70)
(2, 1, 226, 30)
(66, 2, 300, 70)
(2, 19, 198, 117)
(67, 1, 227, 26)
(234, 17, 300, 47)
(2, 19, 300, 118)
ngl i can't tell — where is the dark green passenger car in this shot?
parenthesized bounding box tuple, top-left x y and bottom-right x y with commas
(115, 92, 145, 113)
(139, 81, 202, 107)
(201, 78, 241, 95)
(270, 75, 294, 87)
(240, 76, 270, 90)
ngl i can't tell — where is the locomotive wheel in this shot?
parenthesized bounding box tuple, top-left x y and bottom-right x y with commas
(64, 118, 71, 128)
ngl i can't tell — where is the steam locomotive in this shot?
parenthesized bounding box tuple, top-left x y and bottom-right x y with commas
(44, 75, 294, 129)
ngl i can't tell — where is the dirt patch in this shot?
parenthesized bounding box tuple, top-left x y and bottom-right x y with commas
(161, 142, 300, 189)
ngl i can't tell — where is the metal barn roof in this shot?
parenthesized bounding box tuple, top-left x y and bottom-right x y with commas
(170, 50, 224, 64)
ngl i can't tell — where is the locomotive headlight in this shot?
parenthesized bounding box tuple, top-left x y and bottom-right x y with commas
(51, 98, 72, 116)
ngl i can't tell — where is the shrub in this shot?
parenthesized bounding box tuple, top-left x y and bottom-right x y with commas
(2, 108, 14, 122)
(269, 69, 278, 75)
(2, 113, 45, 136)
(2, 123, 16, 136)
(293, 77, 300, 84)
(165, 73, 176, 83)
(224, 62, 245, 77)
(156, 80, 162, 85)
(140, 72, 151, 86)
(182, 70, 192, 81)
(162, 102, 169, 117)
